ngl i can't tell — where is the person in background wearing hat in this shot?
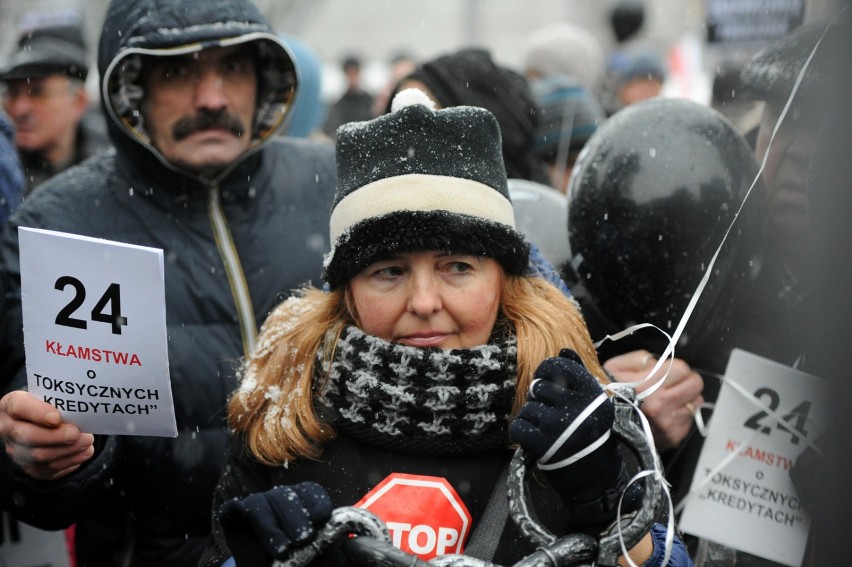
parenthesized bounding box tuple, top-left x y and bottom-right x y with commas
(529, 74, 607, 194)
(388, 48, 553, 187)
(519, 21, 608, 193)
(199, 89, 693, 567)
(0, 0, 336, 564)
(600, 46, 667, 116)
(322, 54, 375, 140)
(735, 10, 851, 564)
(598, 0, 668, 117)
(0, 24, 109, 194)
(737, 12, 841, 371)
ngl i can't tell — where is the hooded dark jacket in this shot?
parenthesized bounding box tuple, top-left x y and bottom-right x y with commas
(0, 1, 335, 565)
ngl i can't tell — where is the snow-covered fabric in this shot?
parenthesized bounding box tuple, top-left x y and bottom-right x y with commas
(324, 91, 529, 288)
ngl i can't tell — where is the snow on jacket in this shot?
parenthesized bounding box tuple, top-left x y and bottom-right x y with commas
(0, 0, 336, 565)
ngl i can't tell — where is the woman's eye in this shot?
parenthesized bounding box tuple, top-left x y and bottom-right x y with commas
(445, 261, 473, 274)
(372, 266, 404, 279)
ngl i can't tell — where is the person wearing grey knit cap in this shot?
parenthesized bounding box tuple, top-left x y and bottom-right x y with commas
(0, 24, 109, 194)
(522, 22, 607, 93)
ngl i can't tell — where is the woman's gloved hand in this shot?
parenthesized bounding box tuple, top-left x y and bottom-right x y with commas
(220, 481, 333, 566)
(509, 348, 639, 531)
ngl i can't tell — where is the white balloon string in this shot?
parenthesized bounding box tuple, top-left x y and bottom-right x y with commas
(596, 322, 675, 400)
(539, 392, 609, 464)
(539, 430, 612, 470)
(606, 388, 675, 567)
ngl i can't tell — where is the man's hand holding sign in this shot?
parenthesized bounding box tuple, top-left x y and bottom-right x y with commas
(0, 228, 175, 481)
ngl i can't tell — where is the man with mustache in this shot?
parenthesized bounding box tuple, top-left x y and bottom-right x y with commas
(0, 1, 336, 565)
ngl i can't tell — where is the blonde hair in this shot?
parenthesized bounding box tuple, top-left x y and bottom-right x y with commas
(230, 275, 606, 466)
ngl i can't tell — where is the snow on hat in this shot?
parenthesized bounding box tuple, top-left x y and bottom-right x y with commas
(530, 75, 606, 161)
(0, 25, 89, 82)
(323, 88, 530, 289)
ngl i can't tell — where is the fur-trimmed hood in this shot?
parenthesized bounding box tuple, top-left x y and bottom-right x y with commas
(97, 0, 298, 185)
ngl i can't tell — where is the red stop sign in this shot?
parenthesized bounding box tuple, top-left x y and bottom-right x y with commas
(355, 473, 473, 560)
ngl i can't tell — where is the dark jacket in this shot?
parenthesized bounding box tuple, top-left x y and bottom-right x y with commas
(203, 431, 546, 566)
(0, 0, 336, 565)
(202, 394, 690, 567)
(323, 88, 375, 139)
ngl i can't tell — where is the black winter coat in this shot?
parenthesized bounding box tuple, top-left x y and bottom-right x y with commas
(201, 432, 568, 566)
(0, 0, 336, 565)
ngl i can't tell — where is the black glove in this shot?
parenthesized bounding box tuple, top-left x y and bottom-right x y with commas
(220, 481, 333, 567)
(508, 348, 639, 531)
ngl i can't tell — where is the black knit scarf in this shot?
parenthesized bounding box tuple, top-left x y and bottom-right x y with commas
(315, 324, 518, 455)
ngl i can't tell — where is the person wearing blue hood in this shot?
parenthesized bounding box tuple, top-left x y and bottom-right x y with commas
(0, 0, 336, 565)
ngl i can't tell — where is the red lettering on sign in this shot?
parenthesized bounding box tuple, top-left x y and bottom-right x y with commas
(355, 473, 472, 561)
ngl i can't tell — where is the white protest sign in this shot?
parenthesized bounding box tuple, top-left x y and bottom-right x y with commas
(679, 348, 828, 566)
(19, 227, 177, 437)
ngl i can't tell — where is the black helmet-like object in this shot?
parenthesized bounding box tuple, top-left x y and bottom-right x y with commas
(609, 0, 646, 44)
(567, 98, 764, 356)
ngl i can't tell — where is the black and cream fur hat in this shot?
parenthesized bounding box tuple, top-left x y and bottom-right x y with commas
(322, 88, 530, 289)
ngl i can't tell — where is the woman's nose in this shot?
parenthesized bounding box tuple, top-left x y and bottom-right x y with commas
(407, 273, 442, 317)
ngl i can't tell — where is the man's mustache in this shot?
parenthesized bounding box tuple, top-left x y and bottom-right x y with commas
(172, 111, 246, 141)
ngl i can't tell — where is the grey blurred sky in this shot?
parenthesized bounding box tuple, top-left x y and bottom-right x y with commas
(0, 0, 820, 103)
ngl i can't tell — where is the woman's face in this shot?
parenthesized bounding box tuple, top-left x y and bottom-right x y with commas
(349, 251, 503, 350)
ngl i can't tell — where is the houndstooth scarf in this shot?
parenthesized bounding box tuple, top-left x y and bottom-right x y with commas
(315, 324, 518, 455)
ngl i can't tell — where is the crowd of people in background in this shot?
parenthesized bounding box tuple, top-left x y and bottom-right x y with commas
(0, 0, 850, 565)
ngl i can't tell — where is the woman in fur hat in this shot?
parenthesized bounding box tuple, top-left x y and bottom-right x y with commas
(200, 89, 692, 567)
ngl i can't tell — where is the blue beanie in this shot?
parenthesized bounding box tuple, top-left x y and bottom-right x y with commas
(530, 75, 606, 162)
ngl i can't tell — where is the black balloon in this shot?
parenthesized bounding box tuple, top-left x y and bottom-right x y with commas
(567, 98, 765, 358)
